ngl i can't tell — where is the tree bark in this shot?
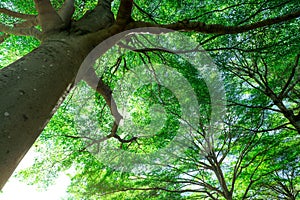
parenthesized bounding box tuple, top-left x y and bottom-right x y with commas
(0, 33, 95, 189)
(0, 0, 117, 189)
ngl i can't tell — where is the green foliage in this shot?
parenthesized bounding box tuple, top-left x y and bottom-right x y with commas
(1, 0, 299, 199)
(0, 35, 39, 69)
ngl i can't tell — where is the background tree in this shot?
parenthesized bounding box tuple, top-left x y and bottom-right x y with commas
(0, 0, 299, 199)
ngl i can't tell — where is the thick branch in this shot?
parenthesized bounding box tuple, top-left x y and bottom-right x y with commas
(98, 0, 113, 5)
(116, 0, 134, 25)
(34, 0, 64, 33)
(0, 23, 41, 39)
(72, 1, 114, 34)
(82, 67, 140, 144)
(82, 67, 122, 123)
(57, 0, 75, 24)
(265, 88, 300, 133)
(14, 17, 39, 28)
(0, 8, 36, 20)
(127, 9, 300, 34)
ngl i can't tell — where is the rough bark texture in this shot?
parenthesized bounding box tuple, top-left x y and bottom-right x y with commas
(0, 33, 96, 189)
(0, 0, 116, 189)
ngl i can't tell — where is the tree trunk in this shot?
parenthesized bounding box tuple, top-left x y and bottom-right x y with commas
(0, 32, 95, 189)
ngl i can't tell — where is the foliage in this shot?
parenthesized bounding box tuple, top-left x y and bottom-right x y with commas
(1, 0, 299, 199)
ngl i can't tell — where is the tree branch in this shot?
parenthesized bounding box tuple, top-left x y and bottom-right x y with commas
(82, 67, 140, 144)
(279, 54, 300, 99)
(116, 0, 134, 26)
(127, 9, 300, 34)
(0, 8, 36, 20)
(72, 0, 114, 34)
(103, 186, 207, 195)
(133, 2, 158, 23)
(57, 0, 75, 24)
(98, 0, 114, 5)
(82, 67, 122, 123)
(0, 23, 41, 39)
(226, 52, 300, 133)
(13, 17, 39, 28)
(34, 0, 64, 33)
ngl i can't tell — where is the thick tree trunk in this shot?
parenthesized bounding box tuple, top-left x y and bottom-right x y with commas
(0, 33, 94, 189)
(0, 0, 119, 190)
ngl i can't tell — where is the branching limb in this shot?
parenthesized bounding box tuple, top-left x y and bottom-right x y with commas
(83, 67, 139, 143)
(34, 0, 64, 33)
(82, 67, 140, 145)
(127, 9, 300, 34)
(227, 53, 300, 133)
(236, 0, 268, 25)
(111, 122, 138, 143)
(0, 23, 41, 39)
(279, 54, 300, 99)
(57, 0, 75, 25)
(0, 7, 36, 20)
(0, 7, 39, 32)
(83, 67, 122, 123)
(238, 0, 292, 25)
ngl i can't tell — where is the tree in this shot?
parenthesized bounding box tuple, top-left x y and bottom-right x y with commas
(0, 0, 299, 197)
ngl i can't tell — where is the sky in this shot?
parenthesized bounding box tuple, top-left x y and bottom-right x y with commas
(0, 148, 70, 200)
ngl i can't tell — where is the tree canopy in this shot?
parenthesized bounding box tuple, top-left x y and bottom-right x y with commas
(0, 0, 299, 199)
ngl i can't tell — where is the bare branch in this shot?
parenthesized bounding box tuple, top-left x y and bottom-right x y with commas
(0, 8, 36, 20)
(0, 23, 41, 39)
(57, 0, 75, 24)
(127, 9, 300, 34)
(34, 0, 64, 33)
